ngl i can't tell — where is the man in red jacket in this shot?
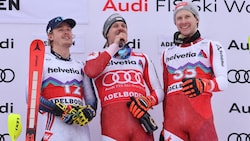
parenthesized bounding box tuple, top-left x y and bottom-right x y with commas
(160, 1, 228, 141)
(84, 13, 164, 141)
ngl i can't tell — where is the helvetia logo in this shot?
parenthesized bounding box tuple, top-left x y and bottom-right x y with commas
(107, 60, 137, 66)
(166, 52, 196, 61)
(47, 67, 80, 74)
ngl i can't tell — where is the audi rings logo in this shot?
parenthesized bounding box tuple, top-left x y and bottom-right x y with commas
(102, 70, 144, 87)
(227, 69, 250, 83)
(228, 133, 250, 141)
(0, 133, 9, 141)
(0, 68, 15, 83)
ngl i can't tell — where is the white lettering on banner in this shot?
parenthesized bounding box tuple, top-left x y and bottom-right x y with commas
(0, 0, 88, 24)
(103, 91, 142, 101)
(50, 98, 83, 106)
(167, 82, 182, 94)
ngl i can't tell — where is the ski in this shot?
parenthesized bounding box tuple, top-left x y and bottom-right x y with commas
(26, 39, 45, 141)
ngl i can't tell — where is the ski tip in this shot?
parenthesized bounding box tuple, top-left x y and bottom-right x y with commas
(31, 39, 44, 44)
(30, 39, 45, 52)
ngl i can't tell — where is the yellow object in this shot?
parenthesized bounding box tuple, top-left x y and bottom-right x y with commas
(248, 36, 250, 50)
(8, 113, 22, 141)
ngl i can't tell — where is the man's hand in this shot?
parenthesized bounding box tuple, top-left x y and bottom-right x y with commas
(55, 102, 83, 124)
(72, 105, 96, 126)
(55, 102, 79, 115)
(127, 97, 158, 134)
(182, 78, 212, 98)
(128, 96, 153, 119)
(139, 112, 158, 134)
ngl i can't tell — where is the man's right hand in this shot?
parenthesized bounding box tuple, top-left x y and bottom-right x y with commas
(72, 105, 96, 126)
(127, 97, 158, 134)
(114, 31, 127, 47)
(128, 96, 153, 119)
(55, 102, 82, 125)
(55, 103, 96, 126)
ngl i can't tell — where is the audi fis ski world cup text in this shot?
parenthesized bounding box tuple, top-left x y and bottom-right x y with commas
(2, 0, 250, 13)
(102, 0, 250, 13)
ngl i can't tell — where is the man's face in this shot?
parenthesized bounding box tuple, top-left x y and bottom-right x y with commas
(175, 9, 198, 38)
(48, 22, 73, 47)
(106, 21, 127, 45)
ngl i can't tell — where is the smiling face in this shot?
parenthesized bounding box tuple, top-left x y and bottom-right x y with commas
(48, 22, 73, 48)
(175, 9, 199, 38)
